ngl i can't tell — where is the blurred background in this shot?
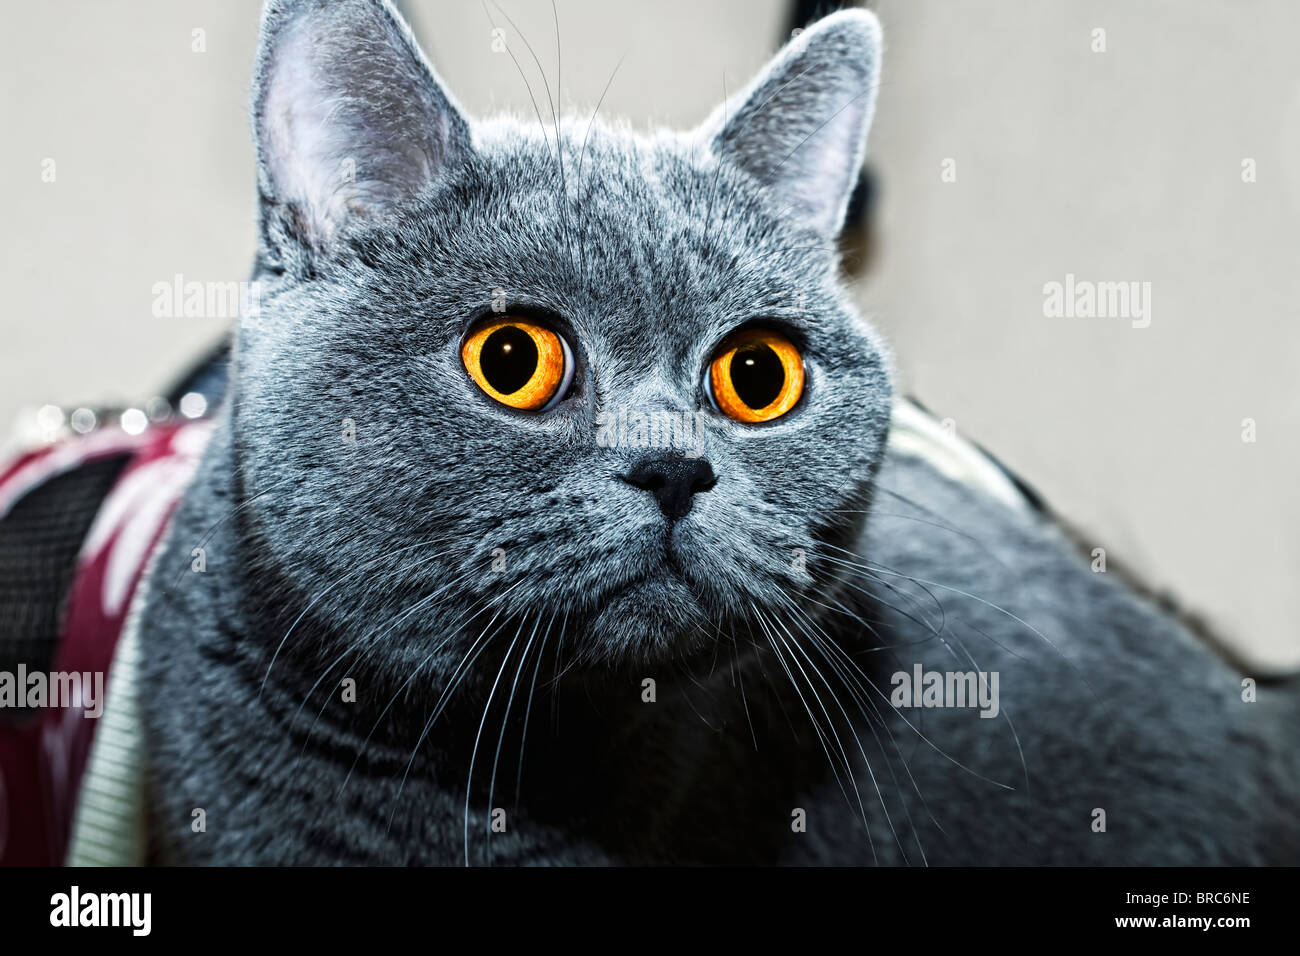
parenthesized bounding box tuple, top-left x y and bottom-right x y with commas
(2, 0, 1296, 670)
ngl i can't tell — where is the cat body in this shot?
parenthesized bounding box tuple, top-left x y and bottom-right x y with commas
(138, 0, 1298, 865)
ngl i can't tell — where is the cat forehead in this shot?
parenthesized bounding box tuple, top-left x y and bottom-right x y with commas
(419, 120, 824, 301)
(467, 118, 790, 230)
(471, 116, 701, 174)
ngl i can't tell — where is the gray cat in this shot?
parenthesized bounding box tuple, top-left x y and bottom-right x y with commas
(139, 0, 1299, 865)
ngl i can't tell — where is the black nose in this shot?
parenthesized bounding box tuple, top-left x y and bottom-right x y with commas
(621, 456, 716, 521)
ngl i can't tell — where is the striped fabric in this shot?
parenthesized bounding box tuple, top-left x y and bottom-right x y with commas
(65, 593, 148, 866)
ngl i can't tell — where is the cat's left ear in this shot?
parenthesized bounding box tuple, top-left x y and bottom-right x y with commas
(699, 10, 882, 239)
(251, 0, 472, 273)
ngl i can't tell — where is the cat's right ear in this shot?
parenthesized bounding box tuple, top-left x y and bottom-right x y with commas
(251, 0, 472, 276)
(698, 10, 881, 241)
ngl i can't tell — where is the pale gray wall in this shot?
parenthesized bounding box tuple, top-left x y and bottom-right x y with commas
(2, 1, 1295, 669)
(866, 0, 1300, 671)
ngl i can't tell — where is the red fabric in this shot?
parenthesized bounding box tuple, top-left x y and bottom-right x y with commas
(0, 421, 211, 865)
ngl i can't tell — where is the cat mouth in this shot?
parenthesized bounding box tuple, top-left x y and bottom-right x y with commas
(575, 563, 711, 660)
(599, 549, 695, 602)
(581, 531, 706, 611)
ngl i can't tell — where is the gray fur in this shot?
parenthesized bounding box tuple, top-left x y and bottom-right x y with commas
(138, 0, 1299, 865)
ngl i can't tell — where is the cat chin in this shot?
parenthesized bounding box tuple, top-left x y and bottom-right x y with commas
(575, 574, 716, 664)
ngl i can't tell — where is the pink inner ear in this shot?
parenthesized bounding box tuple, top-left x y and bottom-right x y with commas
(260, 20, 358, 247)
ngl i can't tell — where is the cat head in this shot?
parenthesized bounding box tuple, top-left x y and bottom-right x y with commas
(236, 0, 892, 676)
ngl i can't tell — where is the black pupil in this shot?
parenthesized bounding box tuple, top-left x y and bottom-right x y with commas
(730, 344, 785, 410)
(481, 325, 539, 394)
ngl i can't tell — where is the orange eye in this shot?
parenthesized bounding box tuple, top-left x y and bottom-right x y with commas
(461, 316, 573, 410)
(707, 328, 804, 423)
